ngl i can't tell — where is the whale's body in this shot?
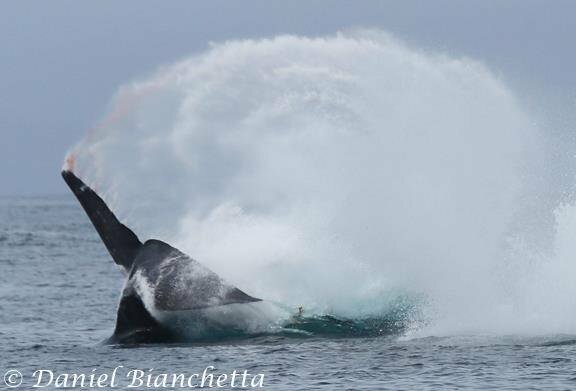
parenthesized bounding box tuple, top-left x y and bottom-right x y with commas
(62, 170, 263, 344)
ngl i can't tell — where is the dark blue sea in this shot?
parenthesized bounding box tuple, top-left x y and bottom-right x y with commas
(1, 196, 576, 390)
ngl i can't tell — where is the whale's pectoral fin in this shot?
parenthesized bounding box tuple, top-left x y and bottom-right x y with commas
(61, 170, 142, 271)
(107, 291, 172, 344)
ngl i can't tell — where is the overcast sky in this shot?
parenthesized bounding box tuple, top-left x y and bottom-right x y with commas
(1, 0, 575, 195)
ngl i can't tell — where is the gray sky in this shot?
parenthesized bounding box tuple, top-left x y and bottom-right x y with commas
(1, 0, 575, 195)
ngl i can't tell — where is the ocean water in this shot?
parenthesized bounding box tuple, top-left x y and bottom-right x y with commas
(2, 196, 576, 390)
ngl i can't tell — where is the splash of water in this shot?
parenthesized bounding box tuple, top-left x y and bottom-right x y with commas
(66, 31, 576, 335)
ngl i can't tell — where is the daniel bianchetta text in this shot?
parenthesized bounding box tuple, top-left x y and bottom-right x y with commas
(10, 366, 265, 388)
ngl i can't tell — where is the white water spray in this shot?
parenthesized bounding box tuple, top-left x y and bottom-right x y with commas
(66, 31, 576, 335)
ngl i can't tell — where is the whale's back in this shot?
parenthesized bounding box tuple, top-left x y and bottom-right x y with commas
(130, 239, 261, 312)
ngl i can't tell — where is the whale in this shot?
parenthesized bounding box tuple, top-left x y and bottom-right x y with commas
(61, 170, 263, 344)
